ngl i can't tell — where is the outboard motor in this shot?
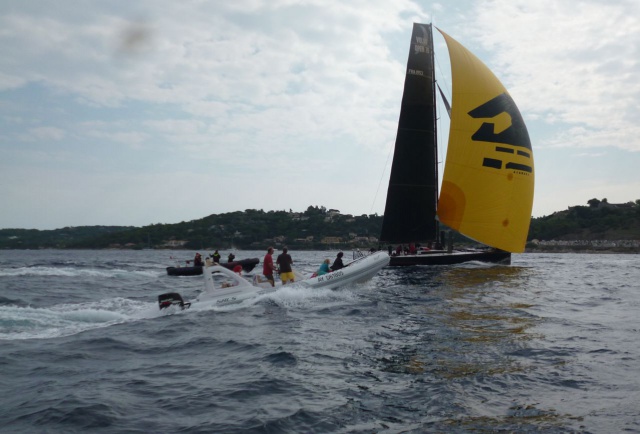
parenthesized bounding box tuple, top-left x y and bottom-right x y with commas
(158, 292, 191, 310)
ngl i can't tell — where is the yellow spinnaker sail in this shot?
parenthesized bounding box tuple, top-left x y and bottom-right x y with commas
(436, 29, 535, 253)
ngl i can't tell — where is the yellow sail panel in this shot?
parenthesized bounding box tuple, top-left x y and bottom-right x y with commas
(436, 29, 534, 253)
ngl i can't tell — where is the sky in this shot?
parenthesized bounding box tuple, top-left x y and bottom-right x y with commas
(1, 0, 639, 230)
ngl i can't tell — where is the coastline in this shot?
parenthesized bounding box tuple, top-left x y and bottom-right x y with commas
(525, 247, 640, 254)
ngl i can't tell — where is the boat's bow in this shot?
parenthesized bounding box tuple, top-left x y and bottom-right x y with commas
(298, 251, 390, 290)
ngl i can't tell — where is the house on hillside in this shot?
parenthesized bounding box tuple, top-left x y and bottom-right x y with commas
(321, 236, 342, 244)
(164, 240, 188, 248)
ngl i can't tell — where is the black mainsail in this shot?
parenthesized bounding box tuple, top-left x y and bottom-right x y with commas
(380, 23, 438, 244)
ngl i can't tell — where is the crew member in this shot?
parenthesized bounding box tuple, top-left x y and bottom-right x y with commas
(317, 259, 331, 276)
(263, 247, 276, 287)
(276, 247, 295, 285)
(330, 252, 346, 271)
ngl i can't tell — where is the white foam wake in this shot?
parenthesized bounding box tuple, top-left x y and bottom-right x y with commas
(0, 298, 166, 340)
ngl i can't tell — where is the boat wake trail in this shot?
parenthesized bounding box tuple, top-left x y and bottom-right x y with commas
(0, 284, 363, 340)
(0, 266, 160, 278)
(0, 298, 164, 340)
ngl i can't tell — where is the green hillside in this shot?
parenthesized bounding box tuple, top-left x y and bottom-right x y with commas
(1, 199, 639, 251)
(0, 226, 134, 249)
(528, 199, 640, 241)
(0, 206, 382, 250)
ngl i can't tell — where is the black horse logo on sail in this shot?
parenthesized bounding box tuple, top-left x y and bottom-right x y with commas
(468, 93, 533, 174)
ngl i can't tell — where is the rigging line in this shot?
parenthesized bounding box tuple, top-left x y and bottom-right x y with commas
(369, 139, 395, 215)
(433, 34, 451, 173)
(433, 35, 452, 104)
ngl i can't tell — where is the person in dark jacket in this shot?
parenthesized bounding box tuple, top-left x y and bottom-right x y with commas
(330, 252, 346, 271)
(276, 247, 295, 285)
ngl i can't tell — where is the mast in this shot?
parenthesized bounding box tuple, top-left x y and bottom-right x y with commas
(380, 23, 439, 245)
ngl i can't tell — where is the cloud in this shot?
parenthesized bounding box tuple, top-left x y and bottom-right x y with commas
(24, 126, 66, 141)
(471, 0, 640, 152)
(1, 0, 639, 228)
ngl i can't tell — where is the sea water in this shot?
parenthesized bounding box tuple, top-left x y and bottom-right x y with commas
(0, 249, 638, 433)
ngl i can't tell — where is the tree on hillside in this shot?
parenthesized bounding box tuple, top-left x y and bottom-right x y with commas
(305, 206, 326, 216)
(587, 198, 600, 208)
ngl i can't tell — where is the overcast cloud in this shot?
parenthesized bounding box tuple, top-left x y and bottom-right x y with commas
(1, 0, 639, 229)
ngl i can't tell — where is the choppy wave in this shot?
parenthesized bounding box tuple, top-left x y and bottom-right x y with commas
(0, 266, 160, 278)
(260, 283, 359, 308)
(1, 250, 639, 433)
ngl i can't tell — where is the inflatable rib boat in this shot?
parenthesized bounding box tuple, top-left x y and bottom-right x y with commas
(157, 251, 389, 309)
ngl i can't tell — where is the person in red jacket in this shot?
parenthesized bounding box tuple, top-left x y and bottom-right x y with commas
(262, 247, 275, 287)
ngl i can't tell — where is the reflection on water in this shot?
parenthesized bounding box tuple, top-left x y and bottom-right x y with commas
(365, 263, 579, 430)
(376, 264, 539, 382)
(441, 403, 575, 432)
(435, 263, 533, 290)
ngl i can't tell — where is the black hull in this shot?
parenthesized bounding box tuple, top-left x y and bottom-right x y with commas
(166, 258, 260, 276)
(388, 250, 511, 266)
(230, 258, 260, 272)
(166, 266, 202, 276)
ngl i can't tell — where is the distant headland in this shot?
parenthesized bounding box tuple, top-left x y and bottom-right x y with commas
(1, 200, 639, 252)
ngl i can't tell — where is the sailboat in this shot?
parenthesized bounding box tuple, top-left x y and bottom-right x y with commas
(380, 23, 534, 266)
